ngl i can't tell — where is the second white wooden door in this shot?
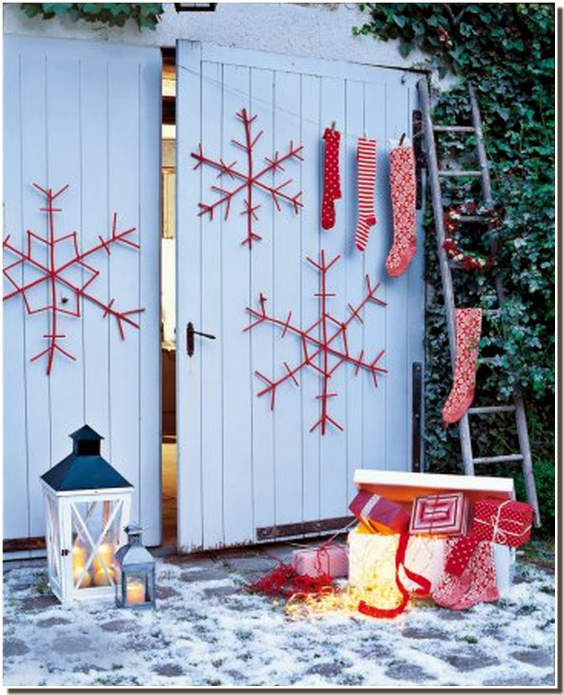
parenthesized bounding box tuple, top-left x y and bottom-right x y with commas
(176, 41, 425, 551)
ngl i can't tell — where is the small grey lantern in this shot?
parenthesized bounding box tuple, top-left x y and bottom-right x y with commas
(115, 524, 156, 609)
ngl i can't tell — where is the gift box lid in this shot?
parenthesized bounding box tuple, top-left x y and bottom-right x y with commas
(353, 470, 515, 505)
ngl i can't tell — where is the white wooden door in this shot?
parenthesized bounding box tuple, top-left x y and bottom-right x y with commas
(176, 41, 425, 551)
(3, 36, 162, 547)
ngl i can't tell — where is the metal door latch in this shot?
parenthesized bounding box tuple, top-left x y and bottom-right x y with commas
(186, 321, 216, 357)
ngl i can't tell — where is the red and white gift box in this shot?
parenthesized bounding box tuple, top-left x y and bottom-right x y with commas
(349, 490, 410, 534)
(291, 543, 348, 579)
(470, 497, 533, 547)
(409, 492, 469, 536)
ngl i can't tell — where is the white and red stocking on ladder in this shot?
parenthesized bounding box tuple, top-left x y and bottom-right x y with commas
(386, 142, 417, 277)
(442, 308, 483, 425)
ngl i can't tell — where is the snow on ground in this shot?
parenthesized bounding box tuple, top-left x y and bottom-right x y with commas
(3, 543, 555, 687)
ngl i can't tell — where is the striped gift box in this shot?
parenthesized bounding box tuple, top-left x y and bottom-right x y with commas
(409, 492, 469, 536)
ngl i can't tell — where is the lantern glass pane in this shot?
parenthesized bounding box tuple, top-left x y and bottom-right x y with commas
(71, 499, 123, 590)
(124, 573, 149, 606)
(45, 496, 60, 584)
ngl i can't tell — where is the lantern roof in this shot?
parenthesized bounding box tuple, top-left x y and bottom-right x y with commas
(115, 525, 154, 566)
(40, 425, 133, 492)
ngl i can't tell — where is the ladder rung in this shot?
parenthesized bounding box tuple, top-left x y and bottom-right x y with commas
(433, 125, 475, 133)
(457, 215, 489, 222)
(467, 405, 516, 415)
(438, 170, 482, 177)
(473, 454, 524, 464)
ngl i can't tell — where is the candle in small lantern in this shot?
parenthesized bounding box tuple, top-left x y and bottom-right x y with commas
(126, 579, 146, 605)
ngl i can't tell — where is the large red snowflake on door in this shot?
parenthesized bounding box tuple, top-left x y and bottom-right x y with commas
(191, 107, 304, 248)
(3, 183, 144, 375)
(245, 251, 387, 435)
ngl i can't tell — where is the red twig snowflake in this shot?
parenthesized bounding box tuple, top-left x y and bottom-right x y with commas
(3, 183, 144, 375)
(191, 107, 304, 248)
(244, 250, 387, 435)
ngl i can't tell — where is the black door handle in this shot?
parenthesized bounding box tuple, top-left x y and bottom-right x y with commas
(186, 321, 216, 357)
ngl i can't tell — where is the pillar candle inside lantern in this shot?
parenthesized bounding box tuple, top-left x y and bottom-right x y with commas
(126, 580, 146, 605)
(93, 543, 114, 573)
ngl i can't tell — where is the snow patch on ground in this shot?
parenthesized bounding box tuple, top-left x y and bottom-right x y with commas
(3, 552, 555, 687)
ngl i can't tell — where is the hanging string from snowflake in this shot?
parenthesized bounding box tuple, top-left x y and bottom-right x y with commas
(3, 183, 144, 375)
(191, 107, 304, 248)
(244, 250, 387, 435)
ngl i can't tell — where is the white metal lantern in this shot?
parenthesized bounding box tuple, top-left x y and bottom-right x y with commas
(40, 425, 133, 604)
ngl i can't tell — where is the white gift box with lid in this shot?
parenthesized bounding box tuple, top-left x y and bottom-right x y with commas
(348, 469, 515, 598)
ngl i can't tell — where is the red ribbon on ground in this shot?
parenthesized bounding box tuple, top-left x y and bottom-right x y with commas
(357, 532, 431, 619)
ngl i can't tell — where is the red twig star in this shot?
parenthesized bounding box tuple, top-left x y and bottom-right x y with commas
(191, 107, 304, 248)
(244, 250, 387, 435)
(3, 183, 144, 375)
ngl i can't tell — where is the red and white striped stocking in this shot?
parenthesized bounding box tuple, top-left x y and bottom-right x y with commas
(386, 144, 417, 277)
(354, 137, 377, 252)
(442, 308, 482, 425)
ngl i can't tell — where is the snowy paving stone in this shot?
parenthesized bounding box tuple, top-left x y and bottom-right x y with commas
(203, 585, 239, 599)
(36, 617, 71, 628)
(384, 661, 436, 682)
(162, 555, 217, 568)
(484, 674, 555, 686)
(433, 608, 468, 621)
(72, 664, 110, 674)
(440, 649, 499, 672)
(179, 568, 228, 583)
(401, 626, 449, 640)
(350, 642, 393, 659)
(152, 663, 185, 677)
(305, 662, 344, 678)
(20, 596, 59, 612)
(156, 586, 181, 600)
(223, 555, 279, 573)
(3, 638, 30, 657)
(50, 636, 91, 655)
(510, 649, 554, 668)
(100, 619, 138, 633)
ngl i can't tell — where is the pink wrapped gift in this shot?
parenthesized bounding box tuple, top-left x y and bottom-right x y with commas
(409, 491, 469, 536)
(291, 543, 348, 579)
(349, 490, 410, 534)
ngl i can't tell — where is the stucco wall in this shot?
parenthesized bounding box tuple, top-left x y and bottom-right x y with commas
(4, 2, 431, 72)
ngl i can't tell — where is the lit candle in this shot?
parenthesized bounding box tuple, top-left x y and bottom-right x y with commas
(73, 565, 92, 589)
(126, 580, 146, 605)
(93, 567, 115, 586)
(93, 543, 114, 573)
(72, 545, 87, 571)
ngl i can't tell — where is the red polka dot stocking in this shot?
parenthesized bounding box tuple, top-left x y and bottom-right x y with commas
(354, 137, 377, 252)
(442, 308, 482, 426)
(321, 127, 341, 230)
(386, 145, 417, 277)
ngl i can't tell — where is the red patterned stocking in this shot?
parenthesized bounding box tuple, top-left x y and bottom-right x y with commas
(386, 145, 417, 277)
(442, 308, 482, 425)
(432, 539, 499, 610)
(321, 127, 341, 230)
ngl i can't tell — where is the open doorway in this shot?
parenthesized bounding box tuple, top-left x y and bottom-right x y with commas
(161, 48, 177, 547)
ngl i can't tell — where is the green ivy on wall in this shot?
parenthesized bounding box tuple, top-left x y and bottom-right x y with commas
(355, 4, 555, 532)
(19, 3, 165, 30)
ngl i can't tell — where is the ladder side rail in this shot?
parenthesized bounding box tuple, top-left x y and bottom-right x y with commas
(418, 78, 475, 475)
(469, 83, 541, 526)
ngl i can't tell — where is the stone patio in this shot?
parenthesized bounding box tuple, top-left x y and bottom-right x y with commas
(3, 539, 555, 687)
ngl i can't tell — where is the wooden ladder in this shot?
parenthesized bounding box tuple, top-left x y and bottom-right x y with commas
(417, 77, 541, 526)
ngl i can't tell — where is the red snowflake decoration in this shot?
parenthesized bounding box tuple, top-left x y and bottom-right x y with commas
(191, 107, 304, 248)
(3, 183, 144, 375)
(244, 250, 387, 435)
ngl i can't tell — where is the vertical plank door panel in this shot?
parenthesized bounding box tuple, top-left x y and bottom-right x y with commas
(249, 67, 276, 531)
(3, 37, 161, 545)
(176, 41, 425, 549)
(3, 44, 28, 538)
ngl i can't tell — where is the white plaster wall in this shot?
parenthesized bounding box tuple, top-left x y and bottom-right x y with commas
(4, 2, 431, 72)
